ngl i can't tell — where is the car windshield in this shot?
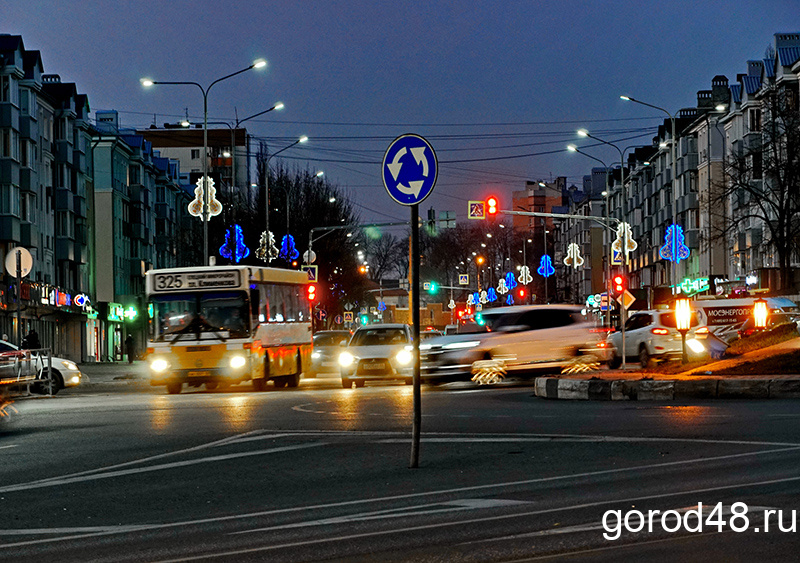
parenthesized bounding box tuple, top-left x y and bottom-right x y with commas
(314, 333, 349, 346)
(350, 328, 409, 346)
(659, 311, 700, 328)
(150, 291, 251, 340)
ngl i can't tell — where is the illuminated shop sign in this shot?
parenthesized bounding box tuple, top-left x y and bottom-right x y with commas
(108, 303, 124, 322)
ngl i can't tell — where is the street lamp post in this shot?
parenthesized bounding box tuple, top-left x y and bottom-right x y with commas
(620, 95, 678, 293)
(235, 102, 284, 210)
(567, 144, 612, 328)
(577, 129, 628, 367)
(675, 297, 692, 364)
(141, 59, 267, 266)
(256, 136, 309, 261)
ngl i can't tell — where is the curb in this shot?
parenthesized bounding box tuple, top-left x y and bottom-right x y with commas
(534, 377, 800, 400)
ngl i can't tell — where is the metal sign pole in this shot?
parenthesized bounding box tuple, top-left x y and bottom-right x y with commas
(16, 251, 21, 348)
(410, 203, 421, 469)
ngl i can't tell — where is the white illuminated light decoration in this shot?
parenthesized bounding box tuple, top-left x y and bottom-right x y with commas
(612, 222, 637, 256)
(188, 177, 222, 218)
(564, 243, 584, 268)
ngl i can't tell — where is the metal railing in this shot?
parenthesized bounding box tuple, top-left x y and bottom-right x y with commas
(0, 348, 54, 396)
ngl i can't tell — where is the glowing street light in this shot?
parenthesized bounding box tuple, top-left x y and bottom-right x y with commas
(675, 297, 693, 364)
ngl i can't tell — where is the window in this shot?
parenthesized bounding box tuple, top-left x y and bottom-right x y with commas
(749, 108, 762, 132)
(0, 184, 20, 216)
(191, 149, 200, 159)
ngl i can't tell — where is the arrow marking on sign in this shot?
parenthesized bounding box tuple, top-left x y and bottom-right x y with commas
(396, 180, 425, 197)
(387, 147, 406, 181)
(410, 146, 428, 177)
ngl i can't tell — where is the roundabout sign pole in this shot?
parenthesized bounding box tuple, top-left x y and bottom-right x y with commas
(382, 134, 437, 469)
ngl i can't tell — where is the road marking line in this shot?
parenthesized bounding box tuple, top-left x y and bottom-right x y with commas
(0, 445, 17, 450)
(150, 474, 800, 562)
(0, 442, 327, 494)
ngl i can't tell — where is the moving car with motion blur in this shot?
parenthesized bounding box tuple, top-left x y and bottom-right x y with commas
(307, 330, 351, 377)
(606, 309, 710, 368)
(338, 324, 413, 388)
(0, 339, 82, 393)
(421, 305, 607, 382)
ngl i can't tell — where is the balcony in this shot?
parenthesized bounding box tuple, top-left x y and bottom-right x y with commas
(0, 216, 21, 243)
(55, 237, 75, 262)
(0, 159, 20, 185)
(685, 229, 699, 249)
(20, 221, 39, 247)
(73, 195, 86, 218)
(19, 114, 36, 139)
(678, 153, 699, 175)
(0, 103, 19, 128)
(55, 188, 74, 211)
(678, 192, 698, 214)
(54, 139, 72, 162)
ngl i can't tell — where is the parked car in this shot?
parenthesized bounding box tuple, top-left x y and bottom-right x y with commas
(0, 340, 82, 393)
(420, 329, 444, 340)
(307, 330, 351, 378)
(737, 312, 800, 339)
(338, 324, 413, 388)
(421, 305, 607, 382)
(606, 310, 709, 368)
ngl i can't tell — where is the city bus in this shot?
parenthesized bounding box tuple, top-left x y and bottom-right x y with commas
(145, 265, 312, 394)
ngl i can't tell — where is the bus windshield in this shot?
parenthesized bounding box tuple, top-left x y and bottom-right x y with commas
(151, 291, 250, 341)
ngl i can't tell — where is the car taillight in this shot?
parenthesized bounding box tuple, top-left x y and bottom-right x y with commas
(695, 326, 709, 334)
(651, 328, 669, 335)
(242, 342, 251, 350)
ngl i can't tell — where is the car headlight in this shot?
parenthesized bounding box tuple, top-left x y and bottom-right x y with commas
(62, 361, 79, 371)
(395, 349, 413, 366)
(686, 339, 705, 354)
(311, 351, 321, 359)
(69, 375, 81, 385)
(338, 351, 355, 368)
(443, 340, 481, 350)
(229, 355, 247, 369)
(150, 359, 169, 373)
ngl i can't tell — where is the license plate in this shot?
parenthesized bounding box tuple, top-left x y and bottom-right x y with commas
(363, 362, 385, 370)
(188, 370, 210, 377)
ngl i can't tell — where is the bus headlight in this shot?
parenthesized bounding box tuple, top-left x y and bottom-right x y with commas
(150, 359, 169, 373)
(311, 352, 321, 360)
(395, 349, 413, 366)
(338, 351, 355, 368)
(229, 355, 247, 369)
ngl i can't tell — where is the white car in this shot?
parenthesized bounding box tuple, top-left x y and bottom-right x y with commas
(0, 340, 82, 393)
(606, 309, 709, 368)
(421, 305, 608, 381)
(338, 324, 414, 388)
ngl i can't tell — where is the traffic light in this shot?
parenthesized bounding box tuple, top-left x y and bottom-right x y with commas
(518, 287, 526, 300)
(360, 314, 369, 325)
(486, 196, 499, 217)
(427, 281, 439, 294)
(307, 284, 317, 302)
(612, 274, 626, 296)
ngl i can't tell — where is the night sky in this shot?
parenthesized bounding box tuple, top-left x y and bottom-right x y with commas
(5, 0, 798, 225)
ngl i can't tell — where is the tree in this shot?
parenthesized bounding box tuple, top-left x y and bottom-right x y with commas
(711, 81, 800, 292)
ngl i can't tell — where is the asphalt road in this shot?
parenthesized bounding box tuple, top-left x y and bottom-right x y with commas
(2, 375, 800, 562)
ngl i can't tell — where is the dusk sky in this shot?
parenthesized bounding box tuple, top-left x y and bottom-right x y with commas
(5, 1, 798, 225)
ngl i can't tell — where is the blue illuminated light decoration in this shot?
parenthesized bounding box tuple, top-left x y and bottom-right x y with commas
(472, 292, 480, 305)
(505, 294, 514, 305)
(377, 301, 386, 312)
(504, 272, 518, 290)
(659, 224, 690, 264)
(278, 234, 300, 261)
(219, 224, 250, 263)
(538, 255, 555, 277)
(486, 288, 497, 302)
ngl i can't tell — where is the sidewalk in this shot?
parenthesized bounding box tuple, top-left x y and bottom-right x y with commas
(535, 337, 800, 401)
(77, 361, 148, 384)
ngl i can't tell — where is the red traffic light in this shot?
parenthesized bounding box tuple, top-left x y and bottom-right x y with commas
(307, 284, 317, 301)
(486, 196, 499, 216)
(518, 288, 526, 299)
(612, 275, 626, 294)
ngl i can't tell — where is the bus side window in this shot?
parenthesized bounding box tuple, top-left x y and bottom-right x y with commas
(250, 288, 259, 318)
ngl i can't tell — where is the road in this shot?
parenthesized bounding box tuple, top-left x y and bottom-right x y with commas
(2, 374, 800, 562)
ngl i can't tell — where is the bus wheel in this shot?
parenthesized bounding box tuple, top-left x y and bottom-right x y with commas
(341, 377, 352, 389)
(166, 382, 182, 395)
(205, 381, 218, 391)
(286, 354, 302, 388)
(355, 380, 365, 388)
(252, 378, 266, 392)
(274, 378, 287, 388)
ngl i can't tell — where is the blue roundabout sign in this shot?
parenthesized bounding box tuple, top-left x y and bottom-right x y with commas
(382, 134, 438, 205)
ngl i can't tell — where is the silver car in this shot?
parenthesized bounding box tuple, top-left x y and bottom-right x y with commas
(606, 309, 709, 368)
(308, 330, 351, 378)
(0, 340, 83, 393)
(338, 324, 413, 388)
(421, 305, 606, 381)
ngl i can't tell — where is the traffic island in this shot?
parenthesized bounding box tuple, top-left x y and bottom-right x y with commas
(534, 376, 800, 401)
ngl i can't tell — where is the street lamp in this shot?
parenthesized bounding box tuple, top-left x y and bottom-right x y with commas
(675, 297, 692, 364)
(256, 135, 309, 261)
(753, 298, 769, 331)
(141, 59, 267, 266)
(567, 144, 612, 328)
(620, 95, 679, 293)
(577, 128, 629, 367)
